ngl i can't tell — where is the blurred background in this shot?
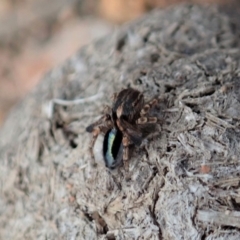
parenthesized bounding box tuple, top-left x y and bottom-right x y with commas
(0, 0, 239, 126)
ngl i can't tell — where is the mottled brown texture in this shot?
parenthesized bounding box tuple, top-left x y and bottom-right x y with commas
(1, 4, 240, 240)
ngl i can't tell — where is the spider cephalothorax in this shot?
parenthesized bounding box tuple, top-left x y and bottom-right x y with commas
(86, 88, 159, 170)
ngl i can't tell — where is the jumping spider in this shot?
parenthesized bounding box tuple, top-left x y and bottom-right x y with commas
(86, 88, 160, 170)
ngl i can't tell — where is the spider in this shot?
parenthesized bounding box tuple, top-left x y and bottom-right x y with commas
(86, 88, 159, 170)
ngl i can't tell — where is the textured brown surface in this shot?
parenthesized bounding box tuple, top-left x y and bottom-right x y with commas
(1, 4, 240, 239)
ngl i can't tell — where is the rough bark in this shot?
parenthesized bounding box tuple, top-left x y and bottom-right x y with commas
(1, 4, 240, 240)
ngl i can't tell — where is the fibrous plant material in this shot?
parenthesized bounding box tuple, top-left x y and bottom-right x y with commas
(1, 4, 240, 240)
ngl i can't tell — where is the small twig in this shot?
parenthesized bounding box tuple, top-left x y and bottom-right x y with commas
(42, 93, 103, 118)
(53, 92, 103, 106)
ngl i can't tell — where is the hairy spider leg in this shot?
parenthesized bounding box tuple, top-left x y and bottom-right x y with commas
(136, 97, 159, 124)
(140, 98, 158, 115)
(136, 116, 158, 124)
(122, 135, 131, 171)
(115, 118, 135, 171)
(88, 126, 108, 166)
(86, 114, 113, 166)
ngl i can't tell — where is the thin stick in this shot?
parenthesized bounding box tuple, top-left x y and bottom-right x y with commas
(53, 92, 103, 106)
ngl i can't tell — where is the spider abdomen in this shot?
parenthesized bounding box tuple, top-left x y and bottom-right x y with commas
(103, 128, 123, 169)
(112, 88, 144, 122)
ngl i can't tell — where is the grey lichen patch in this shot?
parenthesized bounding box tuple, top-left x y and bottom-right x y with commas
(1, 3, 240, 240)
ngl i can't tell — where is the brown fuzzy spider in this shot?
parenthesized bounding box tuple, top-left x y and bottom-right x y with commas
(86, 88, 159, 170)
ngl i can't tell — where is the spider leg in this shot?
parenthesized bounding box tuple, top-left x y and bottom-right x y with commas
(116, 119, 137, 171)
(136, 116, 158, 124)
(136, 97, 162, 138)
(86, 114, 113, 166)
(122, 135, 131, 171)
(137, 96, 162, 125)
(116, 119, 142, 145)
(86, 114, 111, 133)
(88, 125, 110, 164)
(140, 98, 159, 116)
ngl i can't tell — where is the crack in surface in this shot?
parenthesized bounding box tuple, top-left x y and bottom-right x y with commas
(150, 190, 162, 239)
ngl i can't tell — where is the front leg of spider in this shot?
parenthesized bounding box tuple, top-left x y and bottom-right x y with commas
(122, 134, 133, 180)
(86, 114, 112, 167)
(122, 135, 131, 171)
(135, 97, 161, 126)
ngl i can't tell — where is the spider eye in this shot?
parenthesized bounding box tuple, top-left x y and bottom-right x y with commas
(103, 129, 123, 169)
